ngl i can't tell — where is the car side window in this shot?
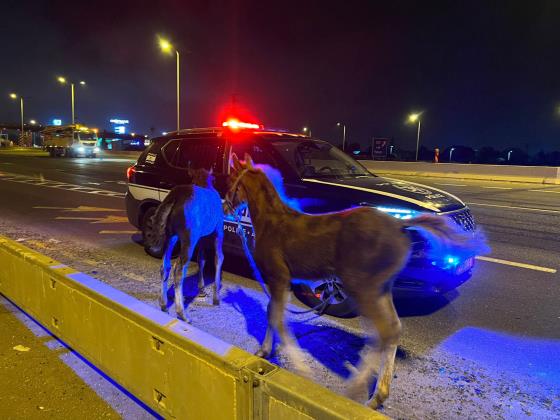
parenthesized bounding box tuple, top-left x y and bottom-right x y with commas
(176, 139, 224, 171)
(230, 142, 278, 169)
(162, 139, 181, 165)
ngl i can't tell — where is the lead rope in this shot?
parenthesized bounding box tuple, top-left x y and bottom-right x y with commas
(232, 207, 330, 316)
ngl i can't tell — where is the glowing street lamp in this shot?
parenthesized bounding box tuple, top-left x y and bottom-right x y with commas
(303, 126, 312, 137)
(29, 119, 37, 125)
(408, 113, 422, 161)
(9, 93, 24, 141)
(57, 76, 86, 125)
(449, 147, 456, 162)
(158, 36, 181, 132)
(336, 122, 346, 151)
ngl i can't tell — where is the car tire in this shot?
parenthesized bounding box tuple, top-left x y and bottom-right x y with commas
(292, 276, 358, 318)
(142, 206, 165, 258)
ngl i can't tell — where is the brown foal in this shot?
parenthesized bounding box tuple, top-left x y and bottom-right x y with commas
(225, 153, 486, 409)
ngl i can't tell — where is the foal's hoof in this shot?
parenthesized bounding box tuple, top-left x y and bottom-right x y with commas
(345, 378, 366, 403)
(176, 313, 192, 324)
(160, 306, 169, 313)
(366, 393, 384, 410)
(255, 348, 270, 359)
(212, 298, 220, 306)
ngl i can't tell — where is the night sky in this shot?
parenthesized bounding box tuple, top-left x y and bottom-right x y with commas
(2, 0, 560, 152)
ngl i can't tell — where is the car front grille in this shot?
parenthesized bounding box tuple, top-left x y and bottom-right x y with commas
(446, 208, 476, 232)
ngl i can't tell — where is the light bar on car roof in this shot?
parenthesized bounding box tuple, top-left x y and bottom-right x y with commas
(222, 119, 263, 130)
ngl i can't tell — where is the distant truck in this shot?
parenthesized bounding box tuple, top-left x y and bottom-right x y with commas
(41, 124, 100, 157)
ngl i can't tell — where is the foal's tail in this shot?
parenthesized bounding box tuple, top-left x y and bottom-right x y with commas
(402, 214, 490, 259)
(147, 191, 177, 252)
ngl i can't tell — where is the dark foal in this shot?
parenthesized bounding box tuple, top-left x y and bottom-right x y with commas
(225, 153, 486, 409)
(148, 167, 224, 322)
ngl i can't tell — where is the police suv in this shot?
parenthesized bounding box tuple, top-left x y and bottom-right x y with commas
(126, 120, 477, 317)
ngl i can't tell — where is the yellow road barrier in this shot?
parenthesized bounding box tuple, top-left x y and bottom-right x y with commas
(0, 235, 383, 419)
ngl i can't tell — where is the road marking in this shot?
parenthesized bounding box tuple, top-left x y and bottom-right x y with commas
(476, 256, 557, 273)
(0, 171, 125, 198)
(481, 186, 513, 190)
(98, 230, 140, 234)
(91, 215, 129, 224)
(55, 215, 129, 224)
(434, 182, 466, 187)
(468, 202, 560, 214)
(528, 189, 560, 194)
(34, 206, 122, 212)
(56, 217, 99, 221)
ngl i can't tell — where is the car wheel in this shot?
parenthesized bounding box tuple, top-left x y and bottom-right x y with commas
(292, 276, 358, 318)
(142, 206, 165, 258)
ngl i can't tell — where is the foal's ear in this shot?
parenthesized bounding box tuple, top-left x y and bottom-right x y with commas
(244, 153, 255, 169)
(231, 153, 242, 171)
(208, 166, 213, 175)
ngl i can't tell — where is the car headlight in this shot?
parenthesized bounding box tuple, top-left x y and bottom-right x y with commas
(94, 147, 100, 152)
(78, 146, 85, 153)
(376, 206, 418, 220)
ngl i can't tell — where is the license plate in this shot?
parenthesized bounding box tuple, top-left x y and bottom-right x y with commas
(455, 257, 474, 275)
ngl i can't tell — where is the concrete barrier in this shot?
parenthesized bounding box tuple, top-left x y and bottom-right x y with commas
(0, 235, 381, 419)
(360, 161, 560, 184)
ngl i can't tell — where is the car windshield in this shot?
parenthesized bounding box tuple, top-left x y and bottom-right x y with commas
(76, 132, 96, 141)
(270, 139, 373, 179)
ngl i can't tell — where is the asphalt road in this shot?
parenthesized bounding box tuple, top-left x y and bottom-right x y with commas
(1, 151, 559, 419)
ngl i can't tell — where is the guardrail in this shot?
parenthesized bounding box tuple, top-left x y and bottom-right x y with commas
(361, 161, 560, 184)
(0, 235, 381, 419)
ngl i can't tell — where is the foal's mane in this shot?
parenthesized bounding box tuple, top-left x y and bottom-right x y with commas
(253, 164, 301, 212)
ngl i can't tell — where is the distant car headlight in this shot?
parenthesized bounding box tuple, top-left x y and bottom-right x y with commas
(77, 146, 85, 153)
(376, 206, 419, 220)
(94, 147, 100, 152)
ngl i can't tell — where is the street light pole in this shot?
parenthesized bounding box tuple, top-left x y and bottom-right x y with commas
(9, 93, 24, 145)
(176, 50, 180, 132)
(57, 77, 85, 125)
(408, 113, 422, 161)
(158, 36, 181, 132)
(415, 119, 421, 161)
(337, 122, 346, 151)
(71, 83, 75, 125)
(20, 97, 24, 139)
(449, 147, 455, 162)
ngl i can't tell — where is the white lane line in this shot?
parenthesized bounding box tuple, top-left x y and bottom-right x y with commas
(98, 230, 139, 234)
(434, 183, 468, 187)
(468, 202, 560, 214)
(481, 186, 513, 190)
(528, 189, 560, 194)
(476, 256, 557, 273)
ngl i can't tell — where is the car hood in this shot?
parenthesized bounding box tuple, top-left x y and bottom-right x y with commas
(301, 175, 465, 213)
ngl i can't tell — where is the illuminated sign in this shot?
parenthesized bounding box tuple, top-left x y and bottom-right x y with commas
(110, 119, 129, 125)
(115, 126, 126, 134)
(52, 119, 62, 126)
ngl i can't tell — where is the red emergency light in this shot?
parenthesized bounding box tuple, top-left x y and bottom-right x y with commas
(222, 119, 263, 130)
